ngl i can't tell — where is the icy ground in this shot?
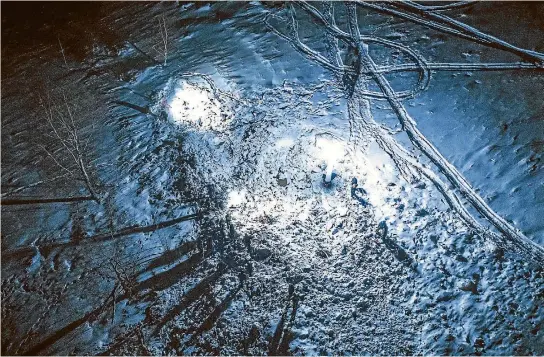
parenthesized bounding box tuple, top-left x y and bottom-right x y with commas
(1, 2, 543, 356)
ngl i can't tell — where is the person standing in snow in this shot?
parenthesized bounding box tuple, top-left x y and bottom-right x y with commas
(350, 177, 368, 207)
(322, 171, 337, 188)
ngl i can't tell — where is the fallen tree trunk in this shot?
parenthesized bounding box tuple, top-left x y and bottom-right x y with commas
(374, 62, 544, 74)
(2, 212, 202, 260)
(355, 1, 544, 64)
(113, 100, 153, 115)
(127, 40, 161, 65)
(1, 196, 95, 206)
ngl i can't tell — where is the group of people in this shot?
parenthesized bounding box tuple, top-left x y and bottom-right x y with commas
(322, 172, 368, 207)
(321, 172, 393, 242)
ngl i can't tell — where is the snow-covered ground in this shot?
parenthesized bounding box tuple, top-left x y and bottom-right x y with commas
(1, 2, 543, 356)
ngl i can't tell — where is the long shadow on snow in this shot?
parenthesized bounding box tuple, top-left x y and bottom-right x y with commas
(269, 288, 299, 356)
(152, 263, 228, 336)
(2, 213, 200, 260)
(378, 222, 418, 272)
(183, 278, 244, 351)
(22, 244, 204, 356)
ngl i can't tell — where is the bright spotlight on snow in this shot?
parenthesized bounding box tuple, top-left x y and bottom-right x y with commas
(228, 190, 246, 207)
(168, 82, 220, 126)
(276, 138, 295, 148)
(314, 136, 345, 182)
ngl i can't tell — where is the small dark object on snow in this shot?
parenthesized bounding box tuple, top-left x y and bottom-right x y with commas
(460, 280, 479, 295)
(343, 43, 360, 95)
(277, 178, 288, 187)
(253, 247, 271, 261)
(455, 254, 469, 263)
(243, 235, 251, 251)
(316, 248, 331, 259)
(414, 182, 427, 189)
(416, 208, 429, 217)
(377, 221, 388, 239)
(377, 221, 418, 272)
(71, 216, 86, 241)
(351, 177, 368, 206)
(322, 172, 337, 188)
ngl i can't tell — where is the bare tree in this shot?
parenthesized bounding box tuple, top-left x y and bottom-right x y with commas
(153, 15, 169, 66)
(37, 91, 101, 202)
(265, 2, 544, 262)
(57, 36, 69, 69)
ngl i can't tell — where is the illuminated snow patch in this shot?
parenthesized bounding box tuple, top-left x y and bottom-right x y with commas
(307, 134, 403, 225)
(228, 190, 246, 207)
(313, 136, 346, 182)
(276, 138, 295, 148)
(355, 141, 404, 224)
(168, 82, 221, 127)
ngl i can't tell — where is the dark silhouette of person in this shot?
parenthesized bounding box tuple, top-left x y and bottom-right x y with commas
(322, 172, 337, 188)
(351, 177, 368, 207)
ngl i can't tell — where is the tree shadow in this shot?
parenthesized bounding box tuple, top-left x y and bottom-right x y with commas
(184, 279, 244, 350)
(378, 222, 418, 272)
(269, 288, 299, 356)
(151, 263, 227, 337)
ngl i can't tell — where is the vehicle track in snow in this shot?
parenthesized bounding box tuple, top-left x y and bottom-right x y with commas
(266, 1, 544, 263)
